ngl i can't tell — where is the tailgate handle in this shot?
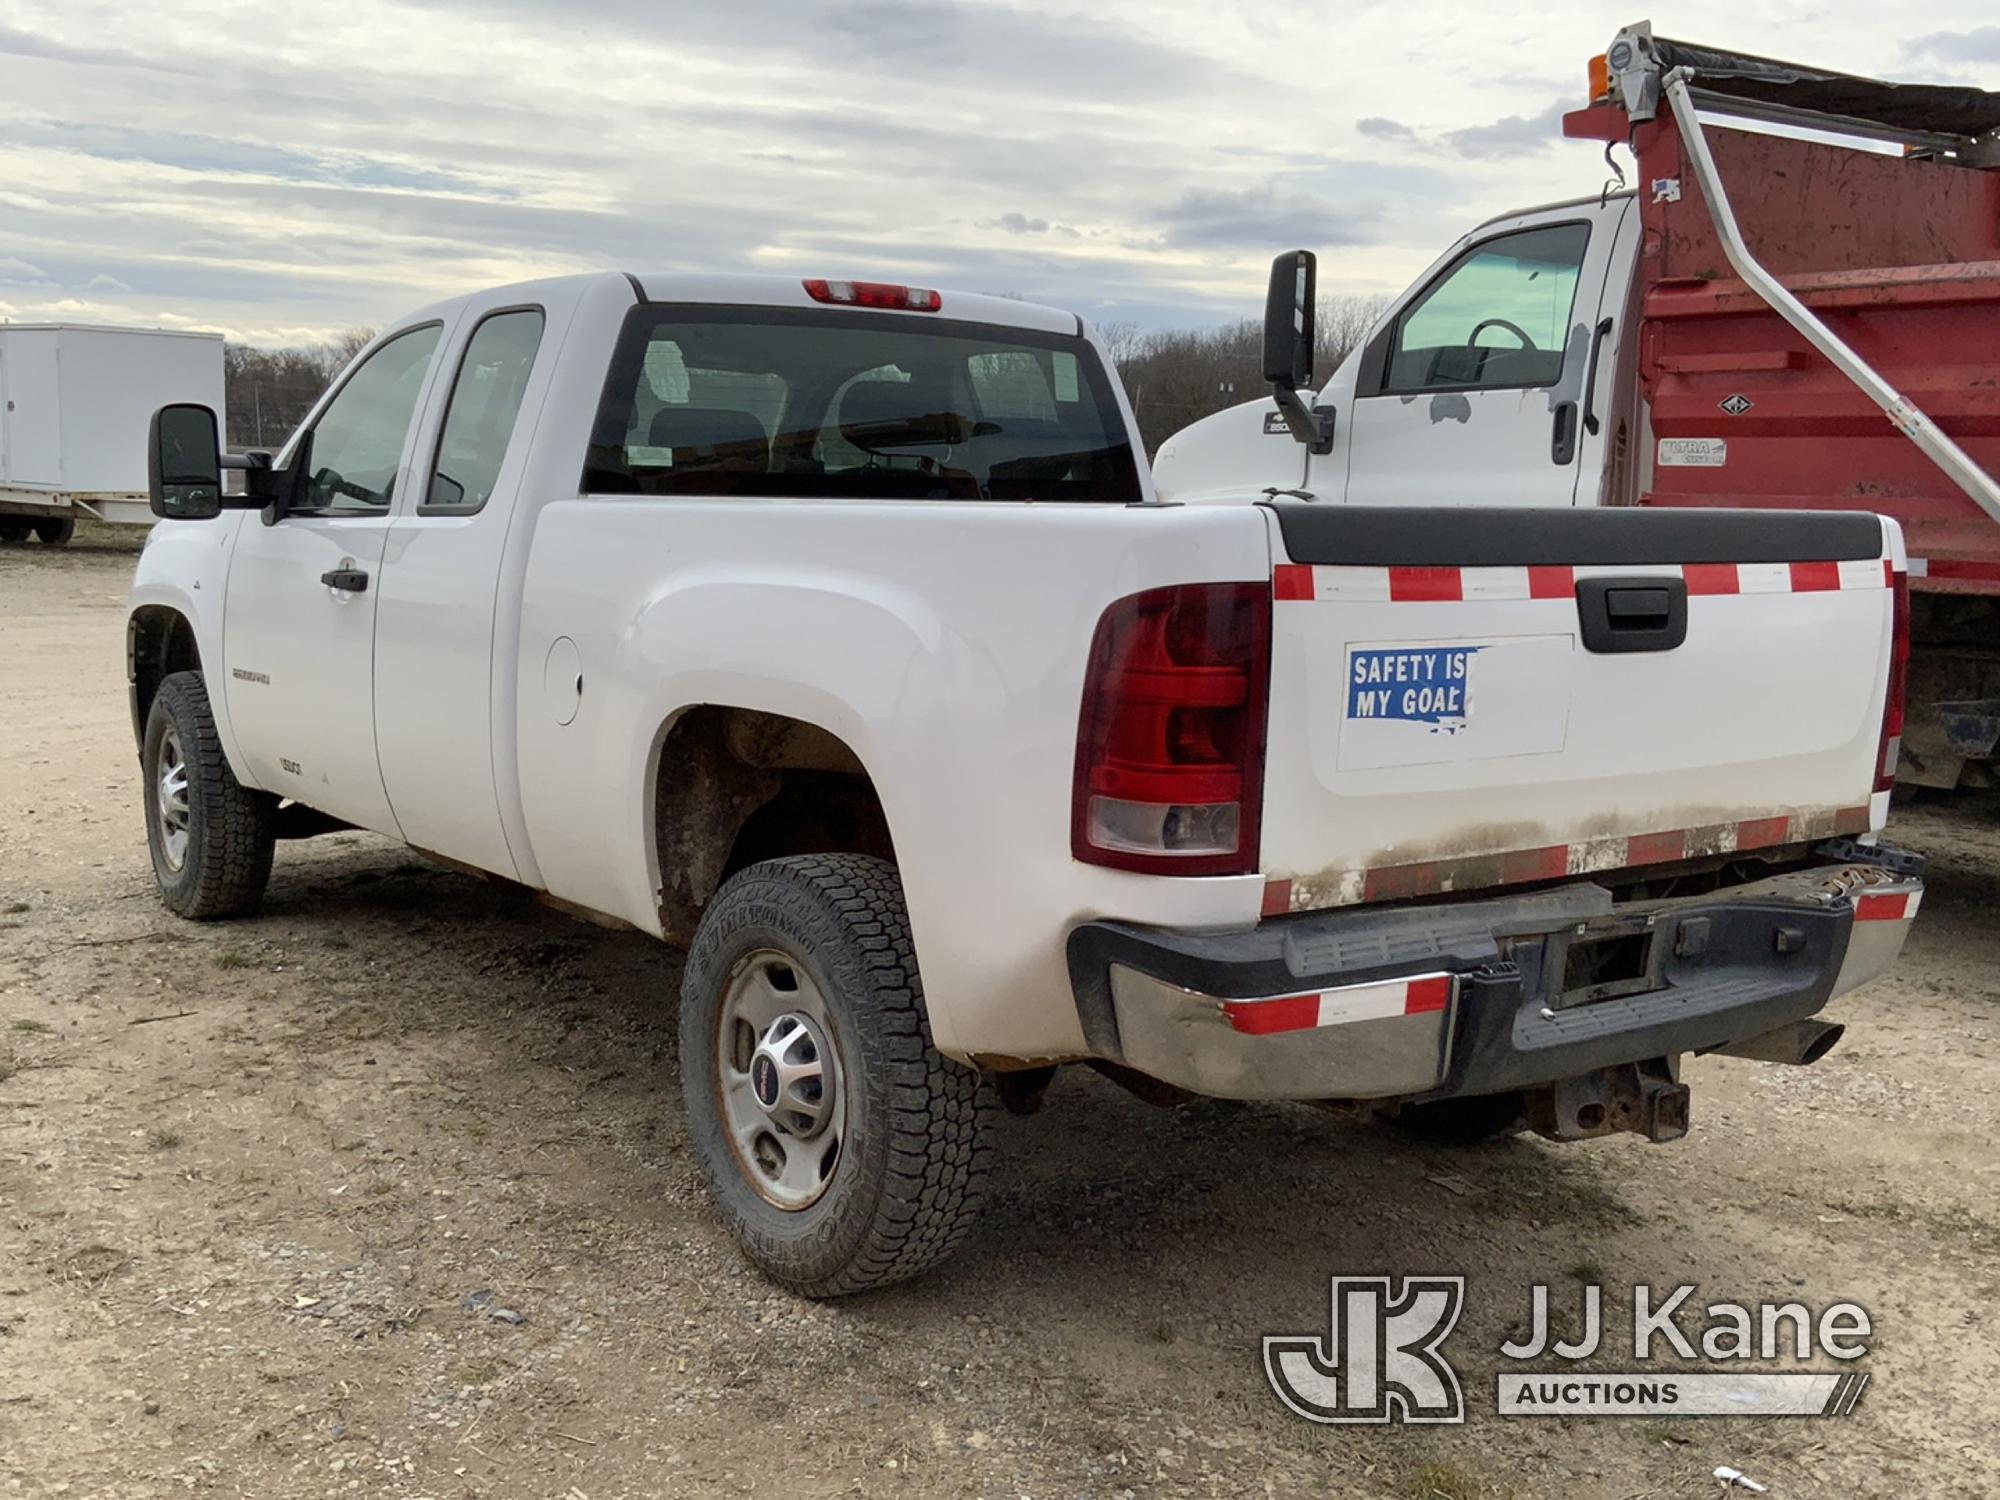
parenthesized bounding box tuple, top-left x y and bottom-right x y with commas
(1576, 576, 1688, 654)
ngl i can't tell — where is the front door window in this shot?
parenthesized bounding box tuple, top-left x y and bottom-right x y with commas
(1386, 223, 1590, 394)
(300, 325, 443, 511)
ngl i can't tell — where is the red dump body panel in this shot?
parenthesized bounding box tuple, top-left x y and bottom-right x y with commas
(1593, 111, 2000, 594)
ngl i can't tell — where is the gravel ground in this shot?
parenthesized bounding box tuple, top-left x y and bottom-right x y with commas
(0, 529, 1996, 1499)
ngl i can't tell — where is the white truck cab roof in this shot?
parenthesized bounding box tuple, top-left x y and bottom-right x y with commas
(395, 271, 1084, 339)
(631, 273, 1085, 336)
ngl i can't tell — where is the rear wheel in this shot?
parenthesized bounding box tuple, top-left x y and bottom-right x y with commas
(33, 516, 74, 545)
(0, 521, 27, 543)
(143, 671, 276, 919)
(680, 854, 993, 1296)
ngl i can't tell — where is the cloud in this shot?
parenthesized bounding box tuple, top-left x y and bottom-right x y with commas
(0, 21, 192, 74)
(413, 0, 1232, 98)
(1906, 27, 2000, 66)
(1154, 184, 1377, 251)
(1355, 102, 1572, 161)
(6, 118, 506, 196)
(1356, 116, 1421, 145)
(1442, 101, 1572, 160)
(0, 256, 52, 284)
(0, 0, 1633, 342)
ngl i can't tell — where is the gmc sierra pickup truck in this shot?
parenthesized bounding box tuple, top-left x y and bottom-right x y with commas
(129, 269, 1920, 1294)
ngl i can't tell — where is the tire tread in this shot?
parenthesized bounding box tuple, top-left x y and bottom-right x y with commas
(148, 671, 275, 920)
(682, 853, 993, 1296)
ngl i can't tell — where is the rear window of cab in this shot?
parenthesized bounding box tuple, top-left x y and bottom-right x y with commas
(582, 305, 1142, 503)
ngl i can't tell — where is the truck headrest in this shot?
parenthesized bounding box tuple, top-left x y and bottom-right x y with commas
(647, 405, 771, 466)
(838, 381, 967, 451)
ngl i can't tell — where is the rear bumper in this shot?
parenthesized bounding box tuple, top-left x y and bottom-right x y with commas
(1065, 860, 1922, 1103)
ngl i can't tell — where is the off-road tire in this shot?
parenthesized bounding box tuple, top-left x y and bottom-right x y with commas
(1389, 1091, 1527, 1146)
(33, 516, 74, 545)
(681, 854, 994, 1296)
(143, 671, 276, 919)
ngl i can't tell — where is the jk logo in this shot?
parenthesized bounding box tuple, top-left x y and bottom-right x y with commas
(1263, 1276, 1466, 1424)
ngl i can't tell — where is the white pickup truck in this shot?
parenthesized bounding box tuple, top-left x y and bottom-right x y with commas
(128, 269, 1921, 1294)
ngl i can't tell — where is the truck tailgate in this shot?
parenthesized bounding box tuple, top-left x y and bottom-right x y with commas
(1259, 504, 1902, 914)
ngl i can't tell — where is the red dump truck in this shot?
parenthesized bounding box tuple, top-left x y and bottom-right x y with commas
(1158, 21, 2000, 791)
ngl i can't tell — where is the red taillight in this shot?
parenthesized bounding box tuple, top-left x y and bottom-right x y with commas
(1876, 567, 1910, 792)
(802, 278, 942, 312)
(1072, 583, 1270, 876)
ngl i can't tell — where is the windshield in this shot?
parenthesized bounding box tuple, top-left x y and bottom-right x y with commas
(584, 305, 1142, 502)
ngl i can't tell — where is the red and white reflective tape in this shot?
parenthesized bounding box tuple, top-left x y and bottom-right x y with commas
(1221, 972, 1453, 1037)
(1272, 558, 1894, 603)
(1855, 888, 1923, 922)
(1909, 557, 2000, 585)
(1262, 805, 1873, 917)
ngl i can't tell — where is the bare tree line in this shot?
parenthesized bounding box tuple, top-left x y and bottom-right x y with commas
(1103, 293, 1390, 456)
(223, 329, 373, 449)
(222, 294, 1390, 458)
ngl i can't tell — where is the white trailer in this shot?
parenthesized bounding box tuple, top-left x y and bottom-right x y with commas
(0, 324, 226, 543)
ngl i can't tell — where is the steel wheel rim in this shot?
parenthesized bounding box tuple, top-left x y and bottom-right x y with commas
(716, 948, 846, 1211)
(155, 726, 191, 873)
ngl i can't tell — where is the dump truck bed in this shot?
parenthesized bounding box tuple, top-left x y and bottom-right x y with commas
(1566, 31, 2000, 595)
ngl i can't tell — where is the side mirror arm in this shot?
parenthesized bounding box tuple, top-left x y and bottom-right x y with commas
(216, 450, 286, 512)
(222, 443, 307, 521)
(1272, 386, 1336, 455)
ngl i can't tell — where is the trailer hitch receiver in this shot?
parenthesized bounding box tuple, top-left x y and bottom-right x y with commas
(1530, 1059, 1690, 1143)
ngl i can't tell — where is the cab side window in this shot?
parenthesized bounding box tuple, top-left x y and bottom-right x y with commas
(1386, 223, 1589, 393)
(301, 325, 443, 512)
(425, 309, 546, 513)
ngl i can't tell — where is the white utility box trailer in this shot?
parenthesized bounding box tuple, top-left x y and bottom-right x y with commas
(0, 324, 226, 544)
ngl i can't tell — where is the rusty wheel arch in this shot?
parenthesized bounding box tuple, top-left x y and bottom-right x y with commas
(128, 607, 203, 754)
(650, 706, 895, 944)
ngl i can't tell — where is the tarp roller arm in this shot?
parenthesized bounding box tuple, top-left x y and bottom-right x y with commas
(1662, 67, 2000, 528)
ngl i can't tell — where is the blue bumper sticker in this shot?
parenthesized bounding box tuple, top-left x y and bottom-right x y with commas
(1347, 646, 1483, 731)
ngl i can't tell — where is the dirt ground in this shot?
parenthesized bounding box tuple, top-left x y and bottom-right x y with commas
(1, 529, 1995, 1500)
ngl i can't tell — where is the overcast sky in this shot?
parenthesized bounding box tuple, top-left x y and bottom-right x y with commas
(2, 1, 1997, 346)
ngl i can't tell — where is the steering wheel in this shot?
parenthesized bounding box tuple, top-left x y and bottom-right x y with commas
(1467, 317, 1536, 350)
(314, 467, 382, 505)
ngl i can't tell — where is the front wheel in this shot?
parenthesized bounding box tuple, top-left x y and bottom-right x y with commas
(143, 672, 276, 919)
(680, 854, 994, 1296)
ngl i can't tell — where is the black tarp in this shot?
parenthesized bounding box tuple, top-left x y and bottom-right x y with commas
(1649, 35, 2000, 139)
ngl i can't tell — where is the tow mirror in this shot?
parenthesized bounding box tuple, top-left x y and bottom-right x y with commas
(148, 404, 224, 520)
(1263, 250, 1316, 389)
(1262, 250, 1336, 455)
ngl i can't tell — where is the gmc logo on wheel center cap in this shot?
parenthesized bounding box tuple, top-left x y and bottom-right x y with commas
(751, 1053, 780, 1108)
